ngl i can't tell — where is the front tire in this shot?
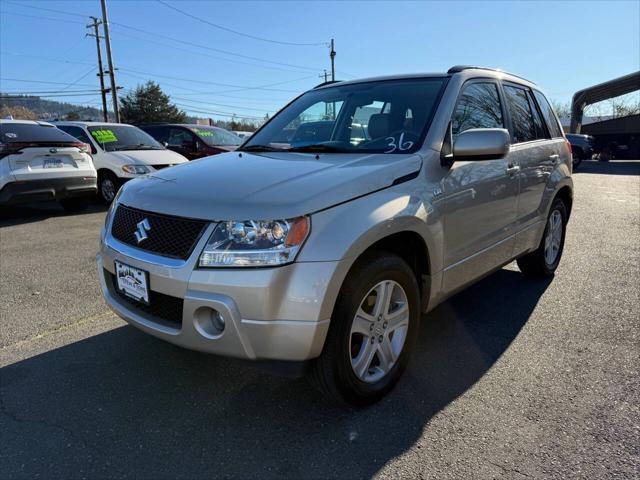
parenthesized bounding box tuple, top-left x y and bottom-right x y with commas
(517, 197, 567, 277)
(98, 171, 119, 204)
(309, 252, 420, 406)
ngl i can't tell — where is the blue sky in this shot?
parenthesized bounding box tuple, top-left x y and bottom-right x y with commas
(1, 0, 638, 121)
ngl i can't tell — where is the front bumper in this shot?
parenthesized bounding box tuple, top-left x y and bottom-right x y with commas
(0, 176, 97, 205)
(98, 227, 341, 361)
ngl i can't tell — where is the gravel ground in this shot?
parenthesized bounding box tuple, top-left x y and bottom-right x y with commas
(1, 159, 638, 479)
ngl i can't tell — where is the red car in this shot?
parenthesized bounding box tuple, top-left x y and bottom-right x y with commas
(139, 124, 242, 160)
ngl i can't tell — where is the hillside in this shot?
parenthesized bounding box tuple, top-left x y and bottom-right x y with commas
(0, 94, 107, 121)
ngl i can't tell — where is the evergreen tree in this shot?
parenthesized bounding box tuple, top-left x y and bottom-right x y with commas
(120, 81, 186, 124)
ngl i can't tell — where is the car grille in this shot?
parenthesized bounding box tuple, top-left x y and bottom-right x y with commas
(152, 164, 173, 170)
(106, 270, 183, 328)
(111, 205, 208, 260)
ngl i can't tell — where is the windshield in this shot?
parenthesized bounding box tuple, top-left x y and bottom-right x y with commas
(242, 77, 447, 154)
(87, 125, 164, 152)
(190, 126, 242, 146)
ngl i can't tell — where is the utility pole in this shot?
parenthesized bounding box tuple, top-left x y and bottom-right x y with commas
(100, 0, 120, 122)
(319, 70, 329, 118)
(329, 39, 336, 82)
(86, 16, 108, 122)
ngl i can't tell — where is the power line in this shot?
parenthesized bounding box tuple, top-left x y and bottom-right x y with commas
(3, 0, 92, 19)
(0, 77, 97, 88)
(110, 22, 320, 73)
(3, 5, 325, 77)
(170, 96, 275, 114)
(156, 0, 325, 47)
(0, 50, 94, 67)
(0, 10, 87, 25)
(1, 93, 103, 98)
(58, 66, 97, 92)
(111, 30, 314, 75)
(117, 67, 315, 93)
(0, 90, 102, 94)
(172, 103, 265, 120)
(116, 71, 293, 106)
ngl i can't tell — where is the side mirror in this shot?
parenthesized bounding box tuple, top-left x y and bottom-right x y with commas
(452, 128, 510, 160)
(162, 141, 168, 148)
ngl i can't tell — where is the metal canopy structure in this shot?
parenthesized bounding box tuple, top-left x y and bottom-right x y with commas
(570, 71, 640, 133)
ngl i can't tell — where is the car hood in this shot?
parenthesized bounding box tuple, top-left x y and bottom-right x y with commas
(213, 145, 238, 152)
(117, 151, 422, 220)
(107, 149, 188, 165)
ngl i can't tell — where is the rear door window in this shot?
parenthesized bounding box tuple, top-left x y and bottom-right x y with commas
(532, 90, 564, 138)
(452, 82, 504, 139)
(503, 85, 539, 143)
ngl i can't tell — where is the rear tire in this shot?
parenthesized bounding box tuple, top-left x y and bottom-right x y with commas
(98, 171, 119, 204)
(571, 149, 583, 169)
(308, 252, 421, 406)
(517, 197, 567, 277)
(60, 197, 89, 212)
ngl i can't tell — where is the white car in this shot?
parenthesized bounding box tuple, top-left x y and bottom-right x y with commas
(0, 119, 97, 211)
(232, 131, 254, 140)
(55, 122, 188, 203)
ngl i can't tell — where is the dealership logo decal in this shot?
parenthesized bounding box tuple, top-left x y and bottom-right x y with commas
(134, 218, 151, 244)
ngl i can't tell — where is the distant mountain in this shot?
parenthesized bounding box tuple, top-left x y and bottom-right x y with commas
(0, 94, 108, 121)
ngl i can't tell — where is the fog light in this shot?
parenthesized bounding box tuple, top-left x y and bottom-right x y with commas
(194, 307, 226, 338)
(211, 310, 225, 332)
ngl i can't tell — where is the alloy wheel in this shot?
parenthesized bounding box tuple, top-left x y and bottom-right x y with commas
(349, 280, 409, 383)
(544, 209, 563, 266)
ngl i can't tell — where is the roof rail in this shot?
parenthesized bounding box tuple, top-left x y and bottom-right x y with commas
(447, 65, 534, 84)
(313, 80, 342, 89)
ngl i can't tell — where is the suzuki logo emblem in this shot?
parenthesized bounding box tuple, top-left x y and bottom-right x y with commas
(134, 218, 151, 244)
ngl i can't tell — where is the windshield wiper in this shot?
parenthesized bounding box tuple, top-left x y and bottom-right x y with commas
(240, 144, 285, 152)
(287, 144, 349, 153)
(113, 144, 159, 151)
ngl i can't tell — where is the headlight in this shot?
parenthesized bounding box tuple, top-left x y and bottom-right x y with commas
(122, 164, 150, 174)
(199, 217, 310, 267)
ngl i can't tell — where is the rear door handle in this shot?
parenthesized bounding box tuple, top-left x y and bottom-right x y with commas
(506, 163, 520, 175)
(549, 154, 560, 163)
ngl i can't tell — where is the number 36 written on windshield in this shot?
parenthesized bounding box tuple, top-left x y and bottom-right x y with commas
(385, 132, 414, 153)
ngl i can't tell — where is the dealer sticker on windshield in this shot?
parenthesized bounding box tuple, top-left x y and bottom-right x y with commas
(115, 261, 149, 304)
(91, 129, 118, 143)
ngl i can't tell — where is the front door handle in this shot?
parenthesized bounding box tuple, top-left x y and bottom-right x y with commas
(506, 163, 520, 176)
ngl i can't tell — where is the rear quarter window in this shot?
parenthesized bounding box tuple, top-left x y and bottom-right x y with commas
(532, 90, 564, 138)
(1, 122, 79, 143)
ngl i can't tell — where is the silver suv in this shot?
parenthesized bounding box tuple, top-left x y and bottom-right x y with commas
(98, 66, 573, 405)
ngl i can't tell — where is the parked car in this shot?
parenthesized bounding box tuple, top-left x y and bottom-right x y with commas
(97, 67, 573, 405)
(566, 133, 595, 169)
(54, 122, 188, 203)
(232, 131, 254, 140)
(139, 124, 242, 160)
(0, 119, 96, 211)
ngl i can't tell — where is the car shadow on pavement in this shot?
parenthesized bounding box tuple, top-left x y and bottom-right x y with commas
(0, 201, 107, 227)
(1, 268, 551, 479)
(574, 159, 640, 176)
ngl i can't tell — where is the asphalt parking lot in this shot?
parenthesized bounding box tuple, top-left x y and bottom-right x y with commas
(1, 160, 638, 479)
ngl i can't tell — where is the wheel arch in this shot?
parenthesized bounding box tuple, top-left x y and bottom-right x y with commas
(317, 224, 435, 322)
(555, 184, 574, 219)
